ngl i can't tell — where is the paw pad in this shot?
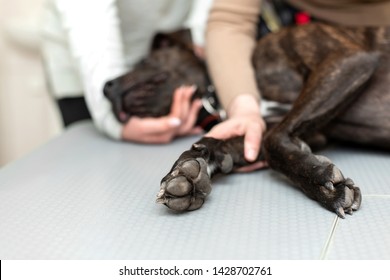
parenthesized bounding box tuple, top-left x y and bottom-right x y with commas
(157, 158, 211, 211)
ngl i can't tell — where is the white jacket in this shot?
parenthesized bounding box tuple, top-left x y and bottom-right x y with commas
(40, 0, 212, 139)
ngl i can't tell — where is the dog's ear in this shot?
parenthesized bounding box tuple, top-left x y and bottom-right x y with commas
(151, 29, 193, 51)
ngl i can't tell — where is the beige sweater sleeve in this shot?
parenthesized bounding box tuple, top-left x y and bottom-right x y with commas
(206, 0, 262, 111)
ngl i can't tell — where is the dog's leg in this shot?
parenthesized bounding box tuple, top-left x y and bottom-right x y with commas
(263, 50, 379, 218)
(157, 136, 259, 211)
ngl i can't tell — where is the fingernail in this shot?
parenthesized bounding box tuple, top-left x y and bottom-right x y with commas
(190, 84, 198, 93)
(169, 117, 181, 127)
(246, 148, 257, 162)
(194, 99, 202, 107)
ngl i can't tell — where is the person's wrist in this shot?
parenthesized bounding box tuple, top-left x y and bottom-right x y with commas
(227, 94, 261, 118)
(121, 124, 129, 140)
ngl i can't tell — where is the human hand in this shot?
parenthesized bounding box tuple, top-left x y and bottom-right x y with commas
(193, 45, 205, 60)
(121, 85, 203, 143)
(206, 94, 267, 171)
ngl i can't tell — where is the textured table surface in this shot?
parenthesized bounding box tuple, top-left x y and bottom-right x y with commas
(0, 121, 389, 259)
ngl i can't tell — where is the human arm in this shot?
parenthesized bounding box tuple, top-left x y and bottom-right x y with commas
(56, 0, 202, 142)
(55, 0, 126, 139)
(122, 0, 213, 142)
(184, 0, 213, 58)
(205, 0, 266, 163)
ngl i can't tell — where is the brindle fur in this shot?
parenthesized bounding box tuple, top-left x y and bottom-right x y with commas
(104, 29, 209, 123)
(104, 23, 390, 218)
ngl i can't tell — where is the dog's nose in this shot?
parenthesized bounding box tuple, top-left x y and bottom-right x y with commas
(103, 79, 119, 98)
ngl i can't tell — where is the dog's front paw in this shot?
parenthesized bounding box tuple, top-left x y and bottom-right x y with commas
(156, 157, 212, 211)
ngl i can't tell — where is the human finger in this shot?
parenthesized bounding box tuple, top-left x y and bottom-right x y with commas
(123, 116, 181, 137)
(205, 119, 243, 139)
(243, 122, 263, 162)
(173, 85, 197, 121)
(169, 86, 185, 119)
(188, 126, 204, 135)
(177, 98, 203, 135)
(135, 131, 176, 144)
(193, 45, 205, 59)
(235, 160, 268, 173)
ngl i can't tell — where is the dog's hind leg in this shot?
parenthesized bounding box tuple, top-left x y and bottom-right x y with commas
(263, 50, 379, 218)
(254, 29, 305, 104)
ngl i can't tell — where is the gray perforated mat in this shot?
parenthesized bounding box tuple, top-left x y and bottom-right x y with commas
(0, 121, 389, 259)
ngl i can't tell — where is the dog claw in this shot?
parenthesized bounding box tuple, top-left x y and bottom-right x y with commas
(336, 207, 346, 219)
(345, 178, 355, 188)
(156, 188, 166, 202)
(324, 181, 334, 191)
(313, 165, 362, 218)
(351, 202, 360, 211)
(345, 208, 354, 215)
(330, 183, 361, 218)
(326, 182, 361, 218)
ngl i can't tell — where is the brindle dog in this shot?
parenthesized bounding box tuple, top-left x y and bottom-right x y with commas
(104, 23, 390, 218)
(104, 30, 222, 131)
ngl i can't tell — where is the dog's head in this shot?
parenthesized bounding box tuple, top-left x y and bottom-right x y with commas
(104, 29, 208, 123)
